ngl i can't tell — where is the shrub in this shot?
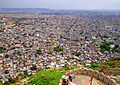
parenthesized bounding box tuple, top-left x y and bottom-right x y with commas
(53, 46, 63, 52)
(100, 42, 113, 52)
(24, 70, 28, 76)
(4, 81, 10, 85)
(36, 48, 42, 55)
(5, 54, 9, 58)
(0, 47, 6, 53)
(73, 40, 79, 42)
(90, 64, 98, 69)
(75, 52, 81, 56)
(4, 70, 9, 74)
(31, 65, 37, 70)
(115, 44, 119, 48)
(8, 77, 15, 83)
(100, 48, 105, 53)
(17, 51, 22, 56)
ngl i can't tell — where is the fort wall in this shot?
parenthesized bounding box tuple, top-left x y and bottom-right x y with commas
(59, 68, 118, 85)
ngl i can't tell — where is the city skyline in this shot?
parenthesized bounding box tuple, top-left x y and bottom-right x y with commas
(0, 0, 120, 10)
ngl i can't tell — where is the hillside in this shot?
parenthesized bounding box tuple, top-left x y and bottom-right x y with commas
(26, 57, 120, 85)
(9, 57, 120, 85)
(88, 57, 120, 84)
(11, 66, 78, 85)
(27, 66, 79, 85)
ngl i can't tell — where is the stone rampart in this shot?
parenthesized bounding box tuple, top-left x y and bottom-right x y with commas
(59, 68, 118, 85)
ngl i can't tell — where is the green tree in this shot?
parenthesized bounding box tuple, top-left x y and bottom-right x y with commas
(3, 81, 10, 85)
(24, 70, 28, 76)
(73, 40, 79, 42)
(100, 42, 112, 52)
(0, 47, 6, 53)
(75, 52, 81, 56)
(31, 65, 37, 70)
(115, 44, 119, 48)
(17, 51, 22, 56)
(36, 49, 42, 55)
(53, 46, 63, 52)
(5, 54, 9, 58)
(8, 78, 15, 83)
(4, 70, 9, 74)
(100, 48, 105, 53)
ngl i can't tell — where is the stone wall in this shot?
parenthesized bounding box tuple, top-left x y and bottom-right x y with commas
(59, 68, 118, 85)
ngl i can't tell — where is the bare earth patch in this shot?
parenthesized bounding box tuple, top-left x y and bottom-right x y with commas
(72, 75, 105, 85)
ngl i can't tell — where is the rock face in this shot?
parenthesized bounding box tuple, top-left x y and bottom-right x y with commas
(59, 68, 118, 85)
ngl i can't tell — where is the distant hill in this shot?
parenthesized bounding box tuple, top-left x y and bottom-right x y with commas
(1, 8, 120, 15)
(1, 8, 54, 11)
(0, 8, 55, 14)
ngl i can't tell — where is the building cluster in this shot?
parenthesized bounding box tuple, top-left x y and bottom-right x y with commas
(0, 12, 120, 82)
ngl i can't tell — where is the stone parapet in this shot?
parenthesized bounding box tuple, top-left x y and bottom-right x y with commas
(59, 68, 118, 85)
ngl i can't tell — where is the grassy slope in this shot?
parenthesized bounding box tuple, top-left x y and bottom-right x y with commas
(88, 57, 120, 84)
(27, 70, 64, 85)
(12, 57, 120, 85)
(27, 66, 78, 85)
(88, 57, 120, 76)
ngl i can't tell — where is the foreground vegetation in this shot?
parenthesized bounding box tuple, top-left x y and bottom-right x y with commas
(3, 57, 120, 85)
(88, 57, 120, 76)
(9, 66, 78, 85)
(27, 66, 78, 85)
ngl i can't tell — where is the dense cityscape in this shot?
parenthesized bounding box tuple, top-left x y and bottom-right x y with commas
(0, 9, 120, 84)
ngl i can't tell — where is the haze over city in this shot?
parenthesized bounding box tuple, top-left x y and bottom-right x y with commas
(0, 0, 120, 10)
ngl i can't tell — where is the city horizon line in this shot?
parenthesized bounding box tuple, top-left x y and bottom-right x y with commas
(0, 8, 120, 11)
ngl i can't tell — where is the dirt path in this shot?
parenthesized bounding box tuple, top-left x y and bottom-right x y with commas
(72, 75, 105, 85)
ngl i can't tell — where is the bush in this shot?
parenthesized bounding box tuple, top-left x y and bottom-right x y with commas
(53, 46, 63, 52)
(0, 47, 6, 53)
(17, 51, 22, 56)
(63, 65, 70, 71)
(111, 48, 120, 53)
(3, 81, 10, 85)
(74, 52, 81, 56)
(31, 65, 37, 70)
(90, 64, 98, 69)
(73, 40, 79, 42)
(109, 57, 120, 61)
(5, 54, 9, 58)
(16, 76, 19, 81)
(100, 48, 105, 53)
(115, 44, 119, 48)
(88, 57, 120, 76)
(100, 42, 113, 52)
(8, 77, 15, 83)
(36, 48, 42, 55)
(4, 70, 9, 74)
(24, 70, 28, 76)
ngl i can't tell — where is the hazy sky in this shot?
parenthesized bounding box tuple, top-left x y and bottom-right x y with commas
(0, 0, 120, 10)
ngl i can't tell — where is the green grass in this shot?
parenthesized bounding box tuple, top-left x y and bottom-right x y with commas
(27, 70, 64, 85)
(27, 66, 78, 85)
(0, 26, 3, 28)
